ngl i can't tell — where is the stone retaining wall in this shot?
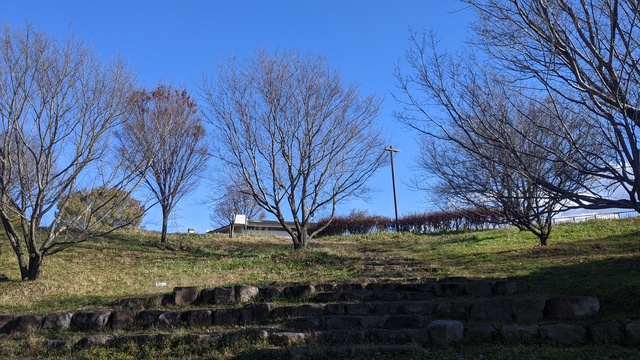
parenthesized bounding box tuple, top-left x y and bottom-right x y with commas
(1, 278, 636, 351)
(0, 295, 602, 336)
(15, 318, 640, 350)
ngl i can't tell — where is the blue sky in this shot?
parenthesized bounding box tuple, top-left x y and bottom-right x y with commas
(1, 1, 473, 233)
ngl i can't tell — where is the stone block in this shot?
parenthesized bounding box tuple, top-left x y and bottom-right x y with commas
(145, 294, 165, 308)
(285, 316, 321, 330)
(11, 314, 42, 334)
(512, 299, 545, 323)
(214, 287, 236, 305)
(135, 310, 164, 327)
(71, 311, 111, 331)
(401, 283, 432, 293)
(470, 299, 513, 321)
(361, 315, 386, 328)
(337, 283, 365, 291)
(297, 304, 325, 316)
(118, 297, 147, 310)
(240, 303, 273, 324)
(405, 329, 431, 344)
(261, 286, 284, 300)
(402, 301, 437, 315)
(384, 315, 424, 329)
(171, 286, 199, 306)
(626, 320, 640, 342)
(342, 290, 373, 301)
(108, 310, 135, 329)
(213, 309, 240, 326)
(373, 301, 403, 315)
(243, 328, 271, 342)
(464, 323, 498, 342)
(428, 320, 464, 345)
(0, 315, 17, 333)
(325, 315, 362, 330)
(315, 283, 337, 292)
(493, 280, 527, 295)
(235, 285, 260, 303)
(313, 292, 340, 302)
(284, 284, 315, 298)
(74, 334, 116, 349)
(464, 281, 493, 297)
(269, 332, 306, 347)
(367, 329, 410, 344)
(433, 283, 465, 296)
(346, 302, 373, 315)
(435, 301, 468, 318)
(311, 330, 365, 345)
(42, 312, 73, 330)
(270, 305, 298, 320)
(540, 323, 587, 346)
(325, 303, 346, 315)
(186, 333, 223, 346)
(404, 292, 432, 301)
(196, 288, 215, 305)
(377, 291, 404, 301)
(182, 310, 212, 327)
(544, 296, 600, 320)
(501, 324, 540, 343)
(589, 321, 626, 343)
(156, 311, 183, 328)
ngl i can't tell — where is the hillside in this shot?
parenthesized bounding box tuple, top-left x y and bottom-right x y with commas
(1, 218, 639, 358)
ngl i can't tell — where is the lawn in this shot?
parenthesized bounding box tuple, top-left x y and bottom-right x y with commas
(1, 217, 640, 319)
(1, 218, 640, 359)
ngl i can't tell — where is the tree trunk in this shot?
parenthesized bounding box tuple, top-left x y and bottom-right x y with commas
(160, 205, 170, 244)
(293, 227, 309, 250)
(21, 252, 43, 281)
(538, 233, 548, 246)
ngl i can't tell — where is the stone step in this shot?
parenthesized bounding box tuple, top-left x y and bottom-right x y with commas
(0, 296, 602, 336)
(5, 319, 639, 352)
(116, 278, 530, 310)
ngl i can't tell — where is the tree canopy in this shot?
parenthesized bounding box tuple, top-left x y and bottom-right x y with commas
(202, 49, 386, 249)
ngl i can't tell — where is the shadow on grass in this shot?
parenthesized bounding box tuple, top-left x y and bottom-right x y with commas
(519, 253, 640, 320)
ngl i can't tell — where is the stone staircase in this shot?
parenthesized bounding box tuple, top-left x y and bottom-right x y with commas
(2, 277, 640, 357)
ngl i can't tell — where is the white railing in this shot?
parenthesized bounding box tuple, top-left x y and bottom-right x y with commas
(552, 210, 638, 224)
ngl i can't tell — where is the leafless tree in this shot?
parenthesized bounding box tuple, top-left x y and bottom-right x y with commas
(461, 0, 640, 212)
(395, 32, 597, 245)
(209, 183, 265, 237)
(0, 24, 142, 280)
(202, 50, 386, 249)
(118, 85, 210, 243)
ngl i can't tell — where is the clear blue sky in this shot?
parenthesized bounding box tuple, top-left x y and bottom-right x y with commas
(1, 1, 473, 233)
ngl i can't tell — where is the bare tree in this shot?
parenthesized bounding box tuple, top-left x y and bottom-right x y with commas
(209, 183, 265, 237)
(118, 85, 210, 243)
(461, 0, 640, 212)
(0, 24, 141, 280)
(202, 50, 386, 249)
(395, 32, 597, 245)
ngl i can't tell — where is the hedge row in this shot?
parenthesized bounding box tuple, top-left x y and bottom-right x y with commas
(312, 208, 503, 237)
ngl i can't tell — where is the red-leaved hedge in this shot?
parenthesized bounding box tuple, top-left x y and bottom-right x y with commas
(311, 208, 503, 237)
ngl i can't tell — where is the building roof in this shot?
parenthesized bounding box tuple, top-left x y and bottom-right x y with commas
(207, 216, 298, 235)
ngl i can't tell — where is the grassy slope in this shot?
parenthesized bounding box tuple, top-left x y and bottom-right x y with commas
(1, 217, 639, 320)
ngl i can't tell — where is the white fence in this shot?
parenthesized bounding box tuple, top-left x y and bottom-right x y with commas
(552, 210, 638, 224)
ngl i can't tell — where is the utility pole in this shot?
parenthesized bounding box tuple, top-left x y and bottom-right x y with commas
(383, 146, 400, 233)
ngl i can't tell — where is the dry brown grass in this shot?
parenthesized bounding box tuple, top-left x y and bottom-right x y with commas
(1, 218, 640, 320)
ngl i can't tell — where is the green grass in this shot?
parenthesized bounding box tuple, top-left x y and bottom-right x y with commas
(1, 218, 640, 358)
(1, 219, 640, 318)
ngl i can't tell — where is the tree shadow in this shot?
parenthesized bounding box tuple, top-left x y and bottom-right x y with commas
(514, 247, 640, 320)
